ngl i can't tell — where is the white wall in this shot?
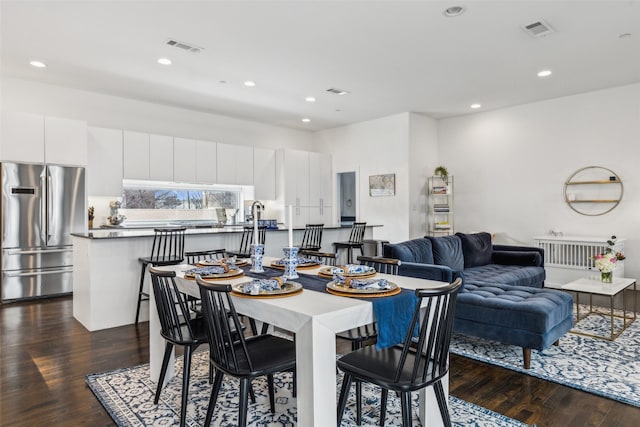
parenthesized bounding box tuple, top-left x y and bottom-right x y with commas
(438, 83, 640, 279)
(313, 113, 411, 242)
(408, 113, 438, 238)
(1, 77, 313, 150)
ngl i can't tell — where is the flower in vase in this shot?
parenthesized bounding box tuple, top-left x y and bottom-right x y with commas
(592, 235, 625, 274)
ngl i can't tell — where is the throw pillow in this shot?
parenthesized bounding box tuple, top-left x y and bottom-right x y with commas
(426, 235, 464, 271)
(456, 232, 493, 268)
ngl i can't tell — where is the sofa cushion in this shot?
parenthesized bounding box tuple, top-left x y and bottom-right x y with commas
(455, 281, 574, 349)
(463, 264, 545, 288)
(456, 232, 493, 268)
(383, 238, 434, 265)
(426, 235, 464, 272)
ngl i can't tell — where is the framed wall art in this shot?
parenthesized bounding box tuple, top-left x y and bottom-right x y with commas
(369, 173, 395, 197)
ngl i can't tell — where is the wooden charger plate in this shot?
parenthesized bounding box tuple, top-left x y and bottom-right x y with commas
(317, 266, 377, 279)
(197, 258, 250, 267)
(231, 281, 303, 298)
(184, 268, 245, 280)
(325, 281, 400, 298)
(270, 261, 320, 270)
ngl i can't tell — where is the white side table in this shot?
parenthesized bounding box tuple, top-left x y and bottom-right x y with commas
(562, 277, 637, 340)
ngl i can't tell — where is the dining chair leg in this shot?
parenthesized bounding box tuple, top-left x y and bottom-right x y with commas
(337, 373, 353, 425)
(355, 381, 362, 425)
(179, 346, 193, 427)
(400, 391, 413, 427)
(267, 374, 276, 413)
(379, 388, 389, 426)
(204, 370, 223, 427)
(248, 317, 258, 335)
(154, 342, 174, 404)
(238, 378, 250, 427)
(135, 261, 149, 325)
(433, 381, 452, 427)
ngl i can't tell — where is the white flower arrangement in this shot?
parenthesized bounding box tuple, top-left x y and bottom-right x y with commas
(592, 235, 625, 273)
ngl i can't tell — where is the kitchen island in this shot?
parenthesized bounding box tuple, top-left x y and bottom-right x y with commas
(71, 224, 379, 331)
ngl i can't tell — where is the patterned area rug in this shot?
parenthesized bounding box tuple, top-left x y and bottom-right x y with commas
(86, 351, 528, 426)
(450, 308, 640, 407)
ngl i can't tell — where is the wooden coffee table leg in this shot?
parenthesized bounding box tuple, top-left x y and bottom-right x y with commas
(523, 348, 531, 369)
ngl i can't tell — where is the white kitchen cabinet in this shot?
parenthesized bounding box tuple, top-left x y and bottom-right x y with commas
(0, 111, 45, 163)
(253, 147, 275, 200)
(278, 149, 310, 207)
(309, 152, 332, 207)
(195, 140, 217, 183)
(308, 204, 333, 224)
(216, 143, 253, 185)
(44, 116, 88, 166)
(123, 131, 150, 180)
(87, 126, 123, 196)
(149, 134, 173, 181)
(173, 137, 197, 183)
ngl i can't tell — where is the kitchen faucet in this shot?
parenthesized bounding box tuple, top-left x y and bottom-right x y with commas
(251, 200, 265, 222)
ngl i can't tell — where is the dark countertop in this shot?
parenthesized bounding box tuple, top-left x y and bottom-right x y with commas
(71, 224, 381, 240)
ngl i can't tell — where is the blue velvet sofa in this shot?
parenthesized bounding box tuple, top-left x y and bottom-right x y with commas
(383, 232, 574, 368)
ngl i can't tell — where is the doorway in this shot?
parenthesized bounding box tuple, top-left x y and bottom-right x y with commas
(338, 171, 356, 226)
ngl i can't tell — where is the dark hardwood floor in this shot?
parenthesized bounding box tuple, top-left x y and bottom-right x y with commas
(1, 296, 639, 426)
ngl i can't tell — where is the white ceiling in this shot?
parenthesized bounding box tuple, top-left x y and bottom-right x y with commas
(2, 1, 639, 132)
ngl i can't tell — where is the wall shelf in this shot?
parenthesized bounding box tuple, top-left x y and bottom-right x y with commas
(563, 166, 623, 216)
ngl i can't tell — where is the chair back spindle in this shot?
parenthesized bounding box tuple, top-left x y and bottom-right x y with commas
(149, 227, 186, 265)
(196, 278, 254, 374)
(185, 248, 226, 264)
(348, 222, 367, 244)
(357, 255, 401, 275)
(300, 224, 324, 251)
(149, 268, 195, 343)
(394, 278, 462, 386)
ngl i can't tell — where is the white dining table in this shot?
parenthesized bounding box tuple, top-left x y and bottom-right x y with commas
(150, 257, 449, 426)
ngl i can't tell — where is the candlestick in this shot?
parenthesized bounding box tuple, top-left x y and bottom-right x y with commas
(254, 205, 258, 245)
(288, 205, 293, 248)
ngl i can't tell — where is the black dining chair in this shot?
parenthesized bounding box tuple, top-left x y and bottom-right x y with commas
(335, 255, 401, 425)
(299, 223, 324, 251)
(299, 249, 337, 266)
(336, 277, 463, 427)
(333, 222, 367, 264)
(184, 248, 226, 264)
(195, 276, 297, 427)
(136, 227, 186, 325)
(148, 267, 209, 427)
(226, 226, 267, 258)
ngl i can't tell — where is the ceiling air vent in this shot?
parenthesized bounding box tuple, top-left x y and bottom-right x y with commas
(326, 88, 350, 95)
(522, 20, 555, 38)
(166, 39, 204, 53)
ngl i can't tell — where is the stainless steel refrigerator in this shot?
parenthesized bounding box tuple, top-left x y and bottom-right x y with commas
(1, 162, 85, 302)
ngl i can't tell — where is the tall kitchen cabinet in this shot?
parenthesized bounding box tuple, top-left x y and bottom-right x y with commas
(87, 126, 123, 196)
(1, 112, 87, 166)
(276, 149, 332, 227)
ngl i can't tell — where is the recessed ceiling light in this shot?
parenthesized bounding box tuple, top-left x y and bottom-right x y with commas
(305, 96, 316, 103)
(443, 6, 466, 17)
(301, 118, 311, 123)
(157, 57, 172, 65)
(537, 69, 552, 77)
(470, 103, 482, 109)
(244, 81, 256, 87)
(30, 60, 46, 68)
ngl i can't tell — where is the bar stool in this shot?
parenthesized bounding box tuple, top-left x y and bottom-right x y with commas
(135, 227, 186, 325)
(333, 222, 366, 264)
(226, 226, 267, 258)
(298, 224, 324, 251)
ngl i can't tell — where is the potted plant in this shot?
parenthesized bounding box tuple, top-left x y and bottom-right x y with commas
(434, 166, 449, 183)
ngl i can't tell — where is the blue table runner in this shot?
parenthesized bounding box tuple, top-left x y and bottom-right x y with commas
(241, 266, 418, 349)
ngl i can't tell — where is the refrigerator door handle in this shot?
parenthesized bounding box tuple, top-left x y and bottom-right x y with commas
(40, 174, 48, 244)
(47, 173, 53, 242)
(5, 248, 72, 255)
(4, 267, 74, 278)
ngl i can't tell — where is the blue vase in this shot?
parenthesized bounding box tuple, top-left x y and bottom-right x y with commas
(250, 243, 265, 273)
(282, 246, 299, 280)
